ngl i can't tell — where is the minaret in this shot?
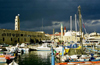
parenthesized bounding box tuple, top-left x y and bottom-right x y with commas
(64, 26, 66, 35)
(61, 23, 63, 41)
(15, 14, 20, 31)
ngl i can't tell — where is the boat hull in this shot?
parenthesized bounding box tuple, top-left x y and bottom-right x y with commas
(0, 58, 6, 63)
(36, 48, 51, 51)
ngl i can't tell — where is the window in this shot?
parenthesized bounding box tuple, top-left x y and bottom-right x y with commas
(11, 38, 12, 41)
(3, 38, 5, 41)
(2, 33, 6, 36)
(24, 38, 26, 41)
(37, 35, 42, 37)
(18, 38, 19, 42)
(21, 34, 23, 36)
(7, 33, 11, 36)
(12, 34, 15, 37)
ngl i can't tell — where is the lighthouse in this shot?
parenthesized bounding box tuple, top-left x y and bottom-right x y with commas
(15, 14, 20, 31)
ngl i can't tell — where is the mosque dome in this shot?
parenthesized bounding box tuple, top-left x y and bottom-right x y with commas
(64, 31, 72, 36)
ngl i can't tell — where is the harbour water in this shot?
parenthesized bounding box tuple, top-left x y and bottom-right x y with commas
(15, 51, 51, 65)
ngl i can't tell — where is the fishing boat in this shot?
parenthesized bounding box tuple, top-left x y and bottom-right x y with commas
(0, 53, 15, 63)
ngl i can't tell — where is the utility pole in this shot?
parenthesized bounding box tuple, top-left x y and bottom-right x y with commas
(78, 5, 83, 51)
(75, 14, 77, 43)
(53, 29, 55, 39)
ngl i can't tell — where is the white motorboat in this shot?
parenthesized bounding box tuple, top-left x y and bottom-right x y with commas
(19, 43, 29, 53)
(36, 43, 51, 51)
(6, 43, 29, 54)
(6, 43, 19, 53)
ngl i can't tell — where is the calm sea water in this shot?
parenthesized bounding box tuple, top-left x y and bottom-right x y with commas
(15, 51, 51, 65)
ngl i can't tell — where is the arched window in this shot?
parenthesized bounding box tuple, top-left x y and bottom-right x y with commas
(11, 38, 12, 41)
(3, 38, 5, 41)
(18, 38, 19, 42)
(2, 33, 6, 36)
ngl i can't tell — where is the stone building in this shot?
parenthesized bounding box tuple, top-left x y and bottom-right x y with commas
(0, 14, 49, 44)
(0, 29, 46, 44)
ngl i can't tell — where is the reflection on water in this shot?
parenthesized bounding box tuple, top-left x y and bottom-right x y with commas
(15, 51, 51, 65)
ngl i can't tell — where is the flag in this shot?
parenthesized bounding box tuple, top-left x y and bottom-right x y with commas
(83, 23, 85, 28)
(54, 50, 57, 54)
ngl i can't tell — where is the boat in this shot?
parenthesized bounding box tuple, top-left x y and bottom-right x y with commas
(0, 53, 15, 63)
(6, 43, 19, 53)
(54, 46, 63, 53)
(36, 43, 51, 51)
(55, 61, 100, 65)
(53, 6, 100, 65)
(19, 43, 29, 53)
(6, 43, 29, 54)
(0, 57, 6, 63)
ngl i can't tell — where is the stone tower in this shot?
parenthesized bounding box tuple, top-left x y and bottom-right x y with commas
(15, 14, 20, 31)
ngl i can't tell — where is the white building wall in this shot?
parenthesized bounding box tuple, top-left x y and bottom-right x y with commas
(15, 15, 20, 30)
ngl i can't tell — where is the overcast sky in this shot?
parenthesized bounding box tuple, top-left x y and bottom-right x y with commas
(0, 0, 100, 34)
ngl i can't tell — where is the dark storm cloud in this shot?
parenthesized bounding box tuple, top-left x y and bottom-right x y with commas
(0, 0, 100, 34)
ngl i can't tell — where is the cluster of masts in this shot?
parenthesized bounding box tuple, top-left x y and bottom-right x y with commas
(60, 5, 83, 50)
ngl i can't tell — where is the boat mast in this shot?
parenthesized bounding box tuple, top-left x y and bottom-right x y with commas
(53, 28, 55, 41)
(78, 5, 83, 51)
(75, 14, 77, 43)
